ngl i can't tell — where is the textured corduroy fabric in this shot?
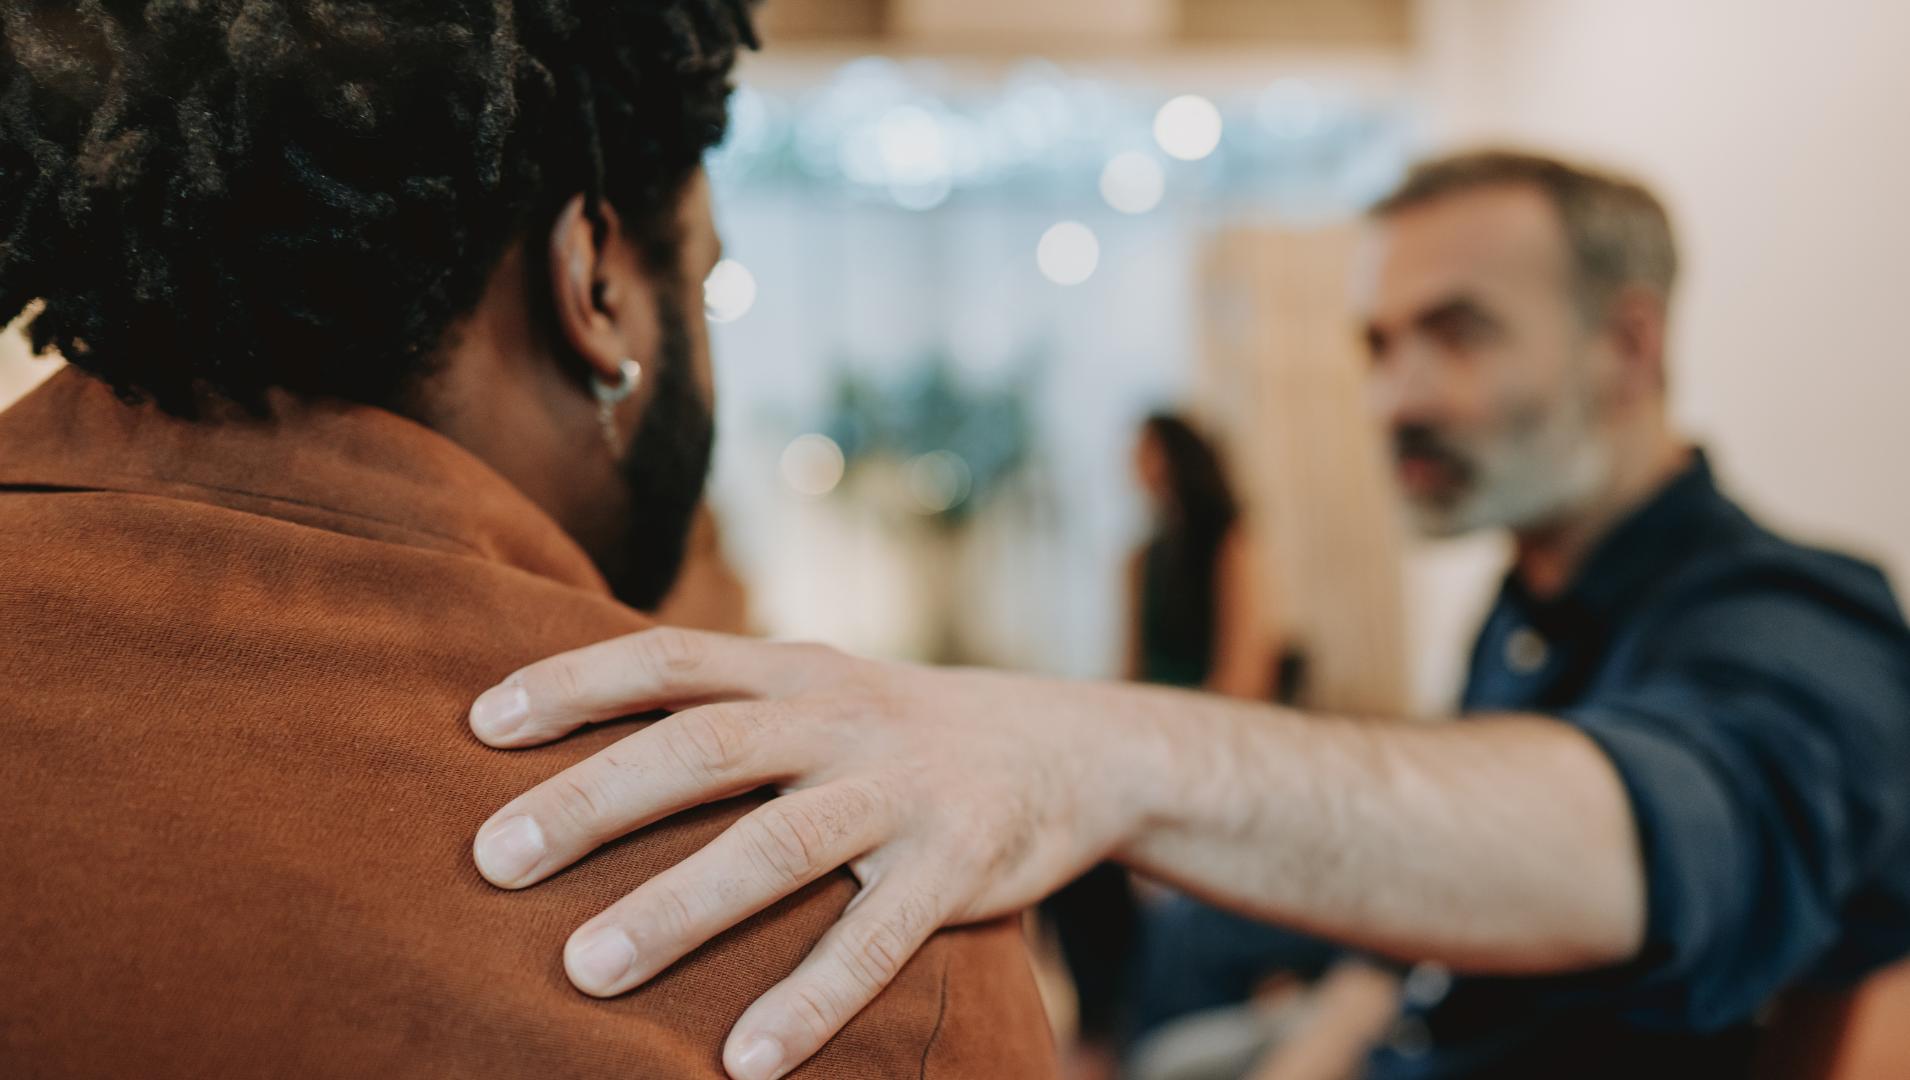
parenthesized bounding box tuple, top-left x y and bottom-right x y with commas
(0, 369, 1055, 1079)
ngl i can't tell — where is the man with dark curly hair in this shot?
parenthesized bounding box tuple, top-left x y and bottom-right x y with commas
(0, 3, 1054, 1078)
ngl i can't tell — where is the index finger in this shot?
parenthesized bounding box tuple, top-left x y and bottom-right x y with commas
(469, 628, 835, 748)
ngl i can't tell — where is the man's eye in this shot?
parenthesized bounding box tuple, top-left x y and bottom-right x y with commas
(1428, 310, 1493, 348)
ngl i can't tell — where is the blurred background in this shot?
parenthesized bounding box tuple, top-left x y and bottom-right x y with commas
(699, 0, 1910, 720)
(5, 0, 1906, 1072)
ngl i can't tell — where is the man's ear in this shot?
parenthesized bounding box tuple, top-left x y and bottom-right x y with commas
(547, 193, 654, 385)
(1602, 285, 1670, 399)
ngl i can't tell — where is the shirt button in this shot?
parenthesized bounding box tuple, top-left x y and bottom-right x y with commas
(1401, 962, 1453, 1007)
(1505, 626, 1550, 674)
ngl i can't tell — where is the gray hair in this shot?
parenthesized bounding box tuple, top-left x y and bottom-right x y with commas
(1371, 150, 1680, 324)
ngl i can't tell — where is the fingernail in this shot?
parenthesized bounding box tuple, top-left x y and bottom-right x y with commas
(731, 1036, 785, 1080)
(471, 679, 530, 742)
(568, 927, 637, 992)
(474, 815, 546, 886)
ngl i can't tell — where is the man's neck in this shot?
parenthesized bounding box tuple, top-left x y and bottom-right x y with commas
(1512, 435, 1692, 600)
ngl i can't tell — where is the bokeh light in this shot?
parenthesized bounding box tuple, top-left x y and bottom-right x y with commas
(1100, 151, 1167, 215)
(876, 105, 954, 211)
(1036, 222, 1100, 286)
(1153, 94, 1224, 162)
(780, 434, 846, 496)
(906, 451, 974, 514)
(704, 259, 758, 323)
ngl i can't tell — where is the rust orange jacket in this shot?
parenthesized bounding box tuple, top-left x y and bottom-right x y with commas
(0, 369, 1054, 1079)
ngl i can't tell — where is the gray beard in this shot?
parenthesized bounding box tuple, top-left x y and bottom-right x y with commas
(1406, 393, 1615, 539)
(1411, 437, 1612, 538)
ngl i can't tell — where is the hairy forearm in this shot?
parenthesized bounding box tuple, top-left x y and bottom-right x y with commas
(1109, 687, 1647, 974)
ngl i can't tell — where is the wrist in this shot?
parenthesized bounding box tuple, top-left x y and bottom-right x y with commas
(1112, 687, 1315, 872)
(1100, 682, 1218, 851)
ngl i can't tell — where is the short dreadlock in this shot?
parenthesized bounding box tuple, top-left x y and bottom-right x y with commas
(0, 0, 757, 415)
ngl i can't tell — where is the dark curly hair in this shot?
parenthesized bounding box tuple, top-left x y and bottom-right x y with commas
(0, 0, 756, 415)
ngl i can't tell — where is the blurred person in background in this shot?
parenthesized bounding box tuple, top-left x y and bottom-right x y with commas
(1125, 412, 1283, 701)
(0, 3, 1054, 1077)
(1046, 412, 1287, 1078)
(467, 150, 1910, 1080)
(1116, 413, 1384, 1080)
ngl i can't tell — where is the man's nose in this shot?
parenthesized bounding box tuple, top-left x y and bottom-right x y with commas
(1370, 350, 1445, 430)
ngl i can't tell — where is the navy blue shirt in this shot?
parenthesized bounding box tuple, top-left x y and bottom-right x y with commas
(1368, 453, 1910, 1079)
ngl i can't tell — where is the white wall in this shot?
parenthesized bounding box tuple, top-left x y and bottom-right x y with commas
(0, 323, 59, 411)
(1415, 0, 1910, 590)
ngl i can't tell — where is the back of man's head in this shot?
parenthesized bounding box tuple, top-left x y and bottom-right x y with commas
(0, 1, 755, 415)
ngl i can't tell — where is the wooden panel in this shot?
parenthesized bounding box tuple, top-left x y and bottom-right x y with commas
(1194, 226, 1409, 716)
(889, 0, 1174, 47)
(1180, 0, 1412, 46)
(753, 0, 1410, 49)
(754, 0, 886, 43)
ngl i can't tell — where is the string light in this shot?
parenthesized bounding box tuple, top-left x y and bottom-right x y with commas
(1100, 151, 1166, 214)
(780, 434, 845, 496)
(1154, 94, 1223, 161)
(906, 451, 973, 514)
(1037, 222, 1100, 286)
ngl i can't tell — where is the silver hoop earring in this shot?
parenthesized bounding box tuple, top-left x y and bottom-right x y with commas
(591, 357, 642, 458)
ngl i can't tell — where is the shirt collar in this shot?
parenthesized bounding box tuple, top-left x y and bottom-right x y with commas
(0, 368, 609, 594)
(1502, 450, 1728, 637)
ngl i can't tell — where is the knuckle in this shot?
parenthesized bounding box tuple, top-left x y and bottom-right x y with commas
(783, 981, 849, 1044)
(551, 773, 608, 830)
(891, 890, 938, 939)
(745, 800, 832, 882)
(667, 706, 753, 780)
(543, 744, 644, 838)
(636, 627, 706, 679)
(841, 918, 910, 991)
(645, 881, 703, 943)
(822, 780, 884, 830)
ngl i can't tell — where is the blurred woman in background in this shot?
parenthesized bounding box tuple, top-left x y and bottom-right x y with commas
(1047, 413, 1288, 1080)
(1126, 413, 1284, 699)
(1120, 417, 1394, 1080)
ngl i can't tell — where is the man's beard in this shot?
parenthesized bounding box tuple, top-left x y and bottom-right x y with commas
(1395, 388, 1612, 539)
(600, 304, 714, 612)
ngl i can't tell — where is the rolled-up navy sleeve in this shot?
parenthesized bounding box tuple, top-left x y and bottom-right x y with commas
(1560, 569, 1910, 1031)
